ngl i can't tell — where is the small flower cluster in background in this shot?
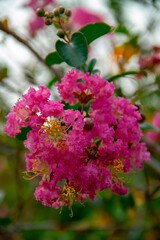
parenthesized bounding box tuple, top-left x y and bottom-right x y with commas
(4, 69, 150, 215)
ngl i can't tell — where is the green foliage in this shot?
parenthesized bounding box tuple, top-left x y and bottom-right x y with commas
(47, 76, 60, 88)
(105, 71, 147, 82)
(79, 22, 112, 45)
(45, 51, 64, 66)
(16, 126, 32, 141)
(0, 66, 8, 81)
(56, 32, 88, 68)
(140, 123, 159, 131)
(114, 24, 130, 35)
(62, 100, 81, 111)
(84, 58, 100, 75)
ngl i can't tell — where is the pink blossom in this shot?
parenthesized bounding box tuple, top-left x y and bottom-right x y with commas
(28, 16, 45, 36)
(69, 7, 104, 30)
(56, 69, 115, 105)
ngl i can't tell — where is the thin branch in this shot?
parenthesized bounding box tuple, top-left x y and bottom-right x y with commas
(0, 21, 62, 79)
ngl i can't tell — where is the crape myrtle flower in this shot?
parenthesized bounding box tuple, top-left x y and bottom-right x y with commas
(4, 69, 150, 214)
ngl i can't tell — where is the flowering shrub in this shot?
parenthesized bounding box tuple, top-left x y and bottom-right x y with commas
(4, 69, 150, 215)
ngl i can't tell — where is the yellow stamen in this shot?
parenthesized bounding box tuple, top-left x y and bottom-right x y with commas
(108, 158, 124, 175)
(61, 183, 79, 206)
(42, 119, 62, 138)
(32, 159, 49, 175)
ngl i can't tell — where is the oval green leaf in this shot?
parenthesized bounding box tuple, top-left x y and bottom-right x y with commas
(45, 51, 64, 66)
(56, 32, 88, 68)
(79, 22, 112, 45)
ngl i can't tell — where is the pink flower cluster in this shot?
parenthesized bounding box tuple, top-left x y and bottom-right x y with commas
(4, 69, 150, 213)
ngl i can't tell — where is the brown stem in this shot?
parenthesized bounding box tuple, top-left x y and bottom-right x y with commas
(58, 20, 71, 43)
(82, 65, 87, 73)
(0, 21, 62, 79)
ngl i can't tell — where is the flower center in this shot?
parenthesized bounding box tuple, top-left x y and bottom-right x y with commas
(108, 158, 124, 175)
(73, 89, 94, 104)
(41, 119, 68, 150)
(42, 119, 62, 138)
(61, 183, 79, 206)
(32, 159, 49, 175)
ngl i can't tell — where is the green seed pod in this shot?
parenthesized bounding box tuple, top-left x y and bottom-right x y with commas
(44, 17, 52, 25)
(54, 9, 60, 17)
(56, 29, 65, 39)
(65, 10, 71, 17)
(59, 7, 65, 14)
(45, 12, 54, 18)
(36, 8, 45, 17)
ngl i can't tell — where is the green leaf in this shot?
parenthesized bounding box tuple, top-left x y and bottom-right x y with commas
(16, 126, 32, 141)
(87, 58, 97, 73)
(140, 123, 159, 131)
(155, 75, 160, 86)
(45, 51, 64, 66)
(62, 100, 81, 111)
(0, 66, 8, 81)
(105, 71, 147, 82)
(76, 78, 85, 83)
(79, 22, 112, 45)
(114, 24, 129, 35)
(56, 32, 88, 68)
(47, 76, 60, 88)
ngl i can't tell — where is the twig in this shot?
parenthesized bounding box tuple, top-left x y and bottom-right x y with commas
(0, 21, 62, 79)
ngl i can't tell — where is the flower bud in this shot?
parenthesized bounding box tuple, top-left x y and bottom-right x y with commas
(45, 12, 54, 18)
(44, 18, 52, 25)
(56, 30, 65, 38)
(36, 8, 45, 17)
(54, 9, 60, 17)
(59, 7, 65, 14)
(84, 118, 94, 130)
(65, 10, 71, 17)
(53, 22, 60, 28)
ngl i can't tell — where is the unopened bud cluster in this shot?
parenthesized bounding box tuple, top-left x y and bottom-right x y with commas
(36, 6, 71, 27)
(36, 6, 71, 41)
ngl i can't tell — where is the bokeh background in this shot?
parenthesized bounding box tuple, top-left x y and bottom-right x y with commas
(0, 0, 160, 239)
